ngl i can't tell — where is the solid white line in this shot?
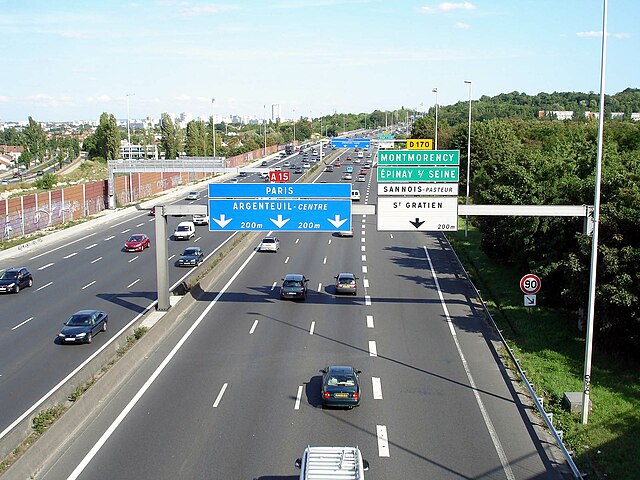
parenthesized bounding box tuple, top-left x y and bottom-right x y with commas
(361, 254, 366, 261)
(212, 383, 228, 408)
(168, 255, 175, 261)
(309, 321, 315, 335)
(362, 266, 368, 273)
(361, 245, 366, 252)
(376, 425, 390, 457)
(422, 246, 515, 480)
(85, 243, 97, 250)
(81, 281, 96, 290)
(38, 263, 54, 270)
(249, 320, 258, 334)
(127, 279, 140, 288)
(323, 256, 327, 264)
(63, 252, 78, 259)
(294, 385, 303, 410)
(120, 229, 130, 234)
(65, 243, 260, 479)
(369, 340, 377, 357)
(366, 315, 374, 328)
(128, 256, 138, 263)
(372, 377, 383, 399)
(271, 281, 277, 290)
(36, 282, 53, 291)
(91, 257, 102, 264)
(363, 278, 369, 288)
(284, 256, 290, 264)
(11, 317, 34, 331)
(365, 295, 371, 306)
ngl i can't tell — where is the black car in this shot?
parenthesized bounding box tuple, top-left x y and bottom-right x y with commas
(177, 247, 204, 267)
(280, 274, 308, 300)
(58, 310, 108, 344)
(321, 366, 361, 408)
(294, 167, 303, 174)
(0, 267, 33, 293)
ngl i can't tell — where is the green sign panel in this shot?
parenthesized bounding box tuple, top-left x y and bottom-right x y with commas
(377, 166, 459, 183)
(378, 133, 395, 140)
(378, 150, 459, 166)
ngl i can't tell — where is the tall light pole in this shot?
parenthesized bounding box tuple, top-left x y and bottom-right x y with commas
(126, 93, 134, 145)
(263, 104, 267, 157)
(211, 97, 216, 158)
(385, 111, 388, 129)
(293, 108, 296, 145)
(581, 0, 609, 426)
(464, 80, 472, 237)
(432, 88, 439, 150)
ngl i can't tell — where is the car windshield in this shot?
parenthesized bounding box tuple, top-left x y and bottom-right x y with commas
(327, 374, 356, 386)
(1, 271, 18, 280)
(66, 314, 92, 326)
(283, 280, 302, 288)
(129, 235, 144, 242)
(183, 248, 199, 255)
(177, 226, 189, 231)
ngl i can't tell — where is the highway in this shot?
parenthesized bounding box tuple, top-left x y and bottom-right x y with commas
(12, 141, 564, 479)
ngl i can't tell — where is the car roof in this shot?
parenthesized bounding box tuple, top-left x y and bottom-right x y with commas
(73, 309, 101, 315)
(4, 267, 23, 273)
(337, 272, 356, 278)
(284, 273, 304, 281)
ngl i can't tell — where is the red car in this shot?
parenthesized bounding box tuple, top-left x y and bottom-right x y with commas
(359, 169, 368, 175)
(334, 161, 341, 167)
(124, 234, 150, 252)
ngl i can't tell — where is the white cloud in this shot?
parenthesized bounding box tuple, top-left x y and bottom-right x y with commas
(179, 4, 240, 16)
(175, 94, 191, 101)
(576, 31, 632, 39)
(96, 95, 112, 103)
(24, 94, 78, 108)
(0, 96, 9, 102)
(60, 31, 87, 38)
(420, 1, 476, 14)
(455, 22, 470, 29)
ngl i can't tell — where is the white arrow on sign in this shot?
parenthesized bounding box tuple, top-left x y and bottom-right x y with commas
(327, 215, 348, 229)
(524, 294, 537, 306)
(212, 214, 232, 228)
(270, 215, 290, 229)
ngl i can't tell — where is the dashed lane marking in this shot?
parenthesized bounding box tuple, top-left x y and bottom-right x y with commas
(369, 340, 377, 357)
(212, 383, 228, 408)
(377, 425, 390, 457)
(372, 377, 383, 399)
(366, 315, 374, 328)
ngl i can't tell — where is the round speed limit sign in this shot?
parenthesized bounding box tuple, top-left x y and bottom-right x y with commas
(520, 274, 541, 294)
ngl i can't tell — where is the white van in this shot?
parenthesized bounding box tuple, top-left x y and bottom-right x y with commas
(174, 221, 195, 240)
(295, 446, 369, 479)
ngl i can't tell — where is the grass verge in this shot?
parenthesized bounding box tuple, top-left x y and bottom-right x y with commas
(446, 224, 640, 480)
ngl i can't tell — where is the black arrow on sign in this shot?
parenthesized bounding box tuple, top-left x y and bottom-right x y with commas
(410, 218, 425, 229)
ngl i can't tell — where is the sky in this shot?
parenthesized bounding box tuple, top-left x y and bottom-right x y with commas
(0, 0, 638, 122)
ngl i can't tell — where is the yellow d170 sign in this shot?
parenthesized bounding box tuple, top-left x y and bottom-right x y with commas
(406, 139, 433, 150)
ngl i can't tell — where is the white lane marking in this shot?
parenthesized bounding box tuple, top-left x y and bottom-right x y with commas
(294, 385, 304, 410)
(128, 256, 139, 263)
(271, 281, 277, 290)
(85, 243, 98, 250)
(168, 255, 175, 261)
(296, 238, 300, 244)
(317, 282, 322, 292)
(38, 263, 54, 271)
(11, 317, 34, 331)
(149, 218, 155, 222)
(390, 233, 394, 239)
(104, 235, 115, 241)
(309, 321, 315, 335)
(91, 257, 102, 264)
(284, 256, 290, 264)
(81, 281, 96, 290)
(372, 377, 383, 399)
(194, 237, 201, 243)
(327, 239, 331, 245)
(361, 237, 366, 243)
(363, 278, 369, 288)
(249, 320, 258, 334)
(121, 229, 130, 234)
(422, 246, 515, 480)
(212, 383, 228, 408)
(365, 295, 371, 306)
(36, 282, 53, 291)
(64, 253, 78, 259)
(376, 425, 390, 457)
(361, 254, 366, 261)
(127, 279, 140, 288)
(362, 218, 366, 223)
(362, 266, 368, 273)
(30, 232, 97, 260)
(361, 245, 366, 252)
(366, 315, 374, 328)
(369, 340, 377, 357)
(135, 223, 144, 227)
(323, 257, 327, 264)
(64, 239, 258, 480)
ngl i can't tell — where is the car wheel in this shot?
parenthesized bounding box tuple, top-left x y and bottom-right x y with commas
(102, 321, 107, 332)
(86, 333, 93, 344)
(14, 284, 20, 293)
(28, 278, 33, 287)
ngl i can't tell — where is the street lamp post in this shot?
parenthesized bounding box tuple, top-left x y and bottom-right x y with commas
(211, 97, 216, 158)
(293, 108, 296, 145)
(126, 93, 134, 145)
(263, 104, 267, 157)
(432, 88, 439, 150)
(464, 80, 472, 237)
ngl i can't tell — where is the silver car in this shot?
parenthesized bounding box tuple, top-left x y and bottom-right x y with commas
(186, 191, 201, 200)
(259, 236, 280, 252)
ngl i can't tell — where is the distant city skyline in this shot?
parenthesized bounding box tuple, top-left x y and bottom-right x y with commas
(1, 1, 638, 122)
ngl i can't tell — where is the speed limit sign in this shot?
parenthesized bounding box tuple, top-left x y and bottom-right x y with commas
(520, 274, 541, 294)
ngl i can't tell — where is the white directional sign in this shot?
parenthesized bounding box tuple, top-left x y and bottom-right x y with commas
(377, 197, 458, 231)
(524, 294, 537, 307)
(378, 183, 459, 196)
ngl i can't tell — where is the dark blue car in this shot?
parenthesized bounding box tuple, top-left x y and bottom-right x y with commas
(58, 310, 108, 344)
(0, 267, 33, 293)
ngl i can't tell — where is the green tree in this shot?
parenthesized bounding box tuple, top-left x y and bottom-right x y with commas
(185, 120, 207, 156)
(160, 113, 181, 159)
(21, 117, 47, 168)
(95, 113, 120, 161)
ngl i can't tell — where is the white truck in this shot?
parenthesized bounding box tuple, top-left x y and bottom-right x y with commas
(295, 446, 369, 479)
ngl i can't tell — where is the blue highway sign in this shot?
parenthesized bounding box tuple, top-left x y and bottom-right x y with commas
(208, 199, 352, 232)
(331, 137, 371, 149)
(208, 183, 351, 199)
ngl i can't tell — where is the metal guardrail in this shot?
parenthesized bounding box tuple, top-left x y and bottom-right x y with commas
(443, 234, 583, 479)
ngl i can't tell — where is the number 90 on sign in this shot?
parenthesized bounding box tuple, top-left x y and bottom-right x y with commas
(520, 274, 541, 294)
